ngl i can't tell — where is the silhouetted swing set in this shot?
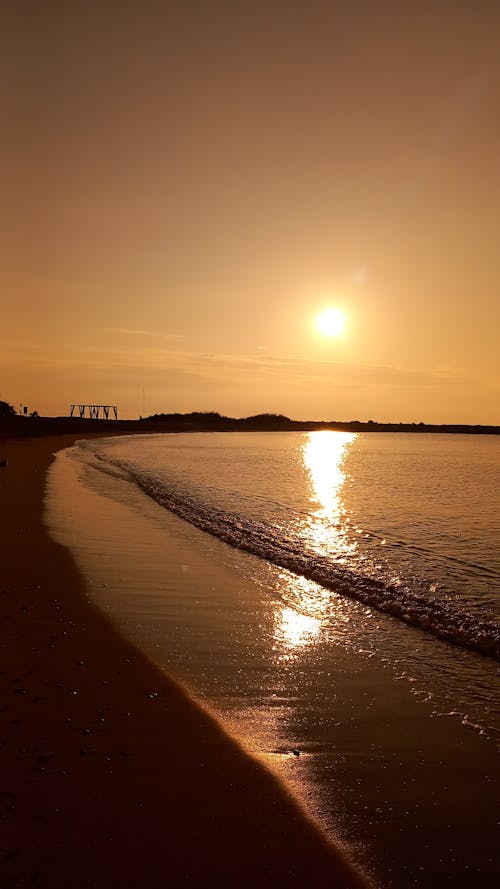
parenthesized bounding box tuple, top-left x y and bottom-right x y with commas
(70, 404, 118, 420)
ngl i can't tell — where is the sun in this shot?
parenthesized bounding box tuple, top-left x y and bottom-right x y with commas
(315, 307, 346, 338)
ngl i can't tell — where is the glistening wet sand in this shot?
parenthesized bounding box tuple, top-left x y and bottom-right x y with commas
(45, 436, 500, 889)
(0, 435, 368, 889)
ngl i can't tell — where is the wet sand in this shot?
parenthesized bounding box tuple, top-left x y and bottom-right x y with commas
(45, 437, 500, 889)
(0, 435, 369, 889)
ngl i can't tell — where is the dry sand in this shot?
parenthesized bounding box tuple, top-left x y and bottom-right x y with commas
(0, 434, 370, 889)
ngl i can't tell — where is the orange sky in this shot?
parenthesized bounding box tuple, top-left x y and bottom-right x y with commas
(2, 1, 499, 422)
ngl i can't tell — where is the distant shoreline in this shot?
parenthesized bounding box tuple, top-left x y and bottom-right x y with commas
(1, 412, 500, 439)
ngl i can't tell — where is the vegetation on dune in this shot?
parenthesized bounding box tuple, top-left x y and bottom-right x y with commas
(0, 400, 15, 417)
(142, 412, 500, 434)
(145, 411, 293, 428)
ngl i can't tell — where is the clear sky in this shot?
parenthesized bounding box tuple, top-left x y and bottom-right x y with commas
(2, 1, 499, 422)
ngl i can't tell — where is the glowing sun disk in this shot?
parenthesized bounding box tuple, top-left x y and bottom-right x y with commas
(316, 307, 346, 337)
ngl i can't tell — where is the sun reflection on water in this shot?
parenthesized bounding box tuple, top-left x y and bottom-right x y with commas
(302, 430, 357, 557)
(278, 607, 322, 648)
(272, 570, 362, 662)
(273, 432, 358, 660)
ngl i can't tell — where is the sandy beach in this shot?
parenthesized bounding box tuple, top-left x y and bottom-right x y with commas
(0, 433, 369, 889)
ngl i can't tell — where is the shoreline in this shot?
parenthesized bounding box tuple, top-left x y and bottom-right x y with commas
(2, 414, 500, 438)
(0, 435, 369, 888)
(46, 434, 500, 889)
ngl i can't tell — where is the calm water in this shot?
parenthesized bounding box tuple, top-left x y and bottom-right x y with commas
(46, 432, 500, 888)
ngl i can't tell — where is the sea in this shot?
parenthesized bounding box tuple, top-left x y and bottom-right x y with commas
(45, 431, 500, 888)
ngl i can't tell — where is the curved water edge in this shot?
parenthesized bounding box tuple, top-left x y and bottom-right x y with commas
(80, 438, 500, 662)
(136, 478, 500, 661)
(46, 435, 500, 889)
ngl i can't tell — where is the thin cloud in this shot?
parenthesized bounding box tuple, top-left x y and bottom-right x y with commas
(111, 327, 184, 340)
(1, 338, 478, 391)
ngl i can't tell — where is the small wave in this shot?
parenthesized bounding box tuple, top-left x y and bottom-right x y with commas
(102, 461, 500, 662)
(79, 442, 500, 661)
(72, 445, 135, 484)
